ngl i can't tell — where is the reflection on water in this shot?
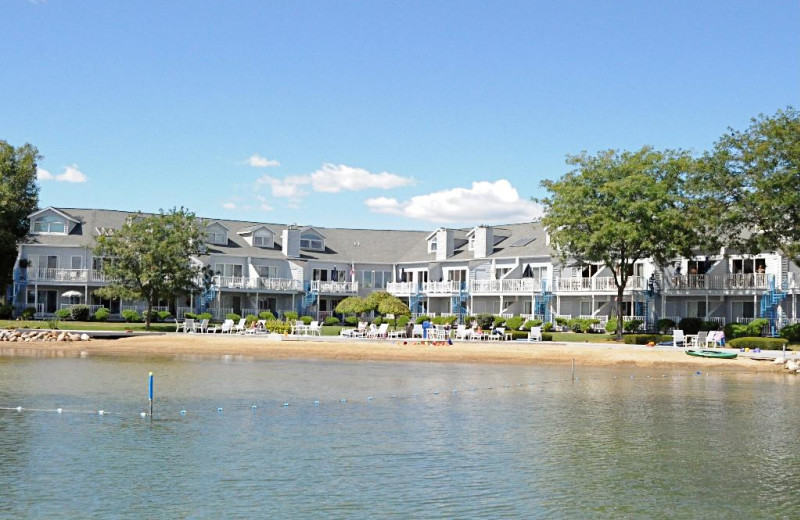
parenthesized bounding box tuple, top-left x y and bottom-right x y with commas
(0, 356, 798, 519)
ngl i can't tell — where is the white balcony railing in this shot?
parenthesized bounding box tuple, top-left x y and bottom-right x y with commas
(213, 276, 303, 292)
(423, 281, 464, 294)
(556, 276, 646, 292)
(386, 282, 418, 295)
(26, 268, 113, 283)
(311, 281, 358, 293)
(469, 278, 542, 294)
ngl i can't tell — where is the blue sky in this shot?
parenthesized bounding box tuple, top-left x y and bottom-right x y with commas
(2, 1, 798, 230)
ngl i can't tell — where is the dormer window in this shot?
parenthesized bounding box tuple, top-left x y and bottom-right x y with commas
(300, 234, 324, 251)
(206, 231, 226, 245)
(33, 215, 66, 234)
(253, 233, 271, 247)
(428, 237, 438, 253)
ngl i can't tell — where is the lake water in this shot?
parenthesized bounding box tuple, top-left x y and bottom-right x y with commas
(1, 352, 799, 519)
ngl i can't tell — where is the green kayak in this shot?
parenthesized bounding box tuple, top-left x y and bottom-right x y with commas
(686, 349, 738, 359)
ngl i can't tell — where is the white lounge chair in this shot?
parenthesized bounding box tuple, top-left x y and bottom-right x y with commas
(528, 326, 542, 342)
(454, 325, 471, 341)
(411, 324, 424, 338)
(307, 321, 321, 336)
(232, 318, 247, 334)
(194, 318, 209, 333)
(367, 323, 389, 339)
(341, 321, 367, 338)
(181, 318, 195, 333)
(219, 319, 235, 334)
(672, 329, 685, 347)
(706, 331, 722, 347)
(691, 331, 708, 348)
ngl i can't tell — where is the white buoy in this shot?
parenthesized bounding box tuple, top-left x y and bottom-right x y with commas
(340, 398, 347, 403)
(251, 405, 257, 410)
(217, 407, 223, 412)
(433, 391, 439, 395)
(140, 412, 147, 418)
(367, 396, 374, 401)
(314, 400, 320, 406)
(283, 402, 289, 407)
(98, 410, 104, 416)
(16, 406, 22, 412)
(57, 408, 63, 414)
(180, 410, 187, 415)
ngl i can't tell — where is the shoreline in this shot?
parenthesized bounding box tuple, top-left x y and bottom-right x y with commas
(0, 333, 791, 372)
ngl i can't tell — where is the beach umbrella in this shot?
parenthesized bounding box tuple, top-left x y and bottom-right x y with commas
(397, 267, 405, 283)
(331, 266, 338, 282)
(522, 264, 533, 278)
(62, 290, 82, 298)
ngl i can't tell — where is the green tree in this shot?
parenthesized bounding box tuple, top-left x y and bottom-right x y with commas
(364, 291, 410, 316)
(693, 107, 800, 262)
(94, 208, 204, 329)
(335, 296, 371, 316)
(538, 146, 699, 340)
(0, 141, 40, 294)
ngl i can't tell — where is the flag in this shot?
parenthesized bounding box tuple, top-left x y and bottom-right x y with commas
(350, 263, 355, 282)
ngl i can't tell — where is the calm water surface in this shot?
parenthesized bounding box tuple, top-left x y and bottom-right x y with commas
(0, 352, 799, 519)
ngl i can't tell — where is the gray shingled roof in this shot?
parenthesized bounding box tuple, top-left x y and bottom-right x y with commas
(28, 208, 555, 265)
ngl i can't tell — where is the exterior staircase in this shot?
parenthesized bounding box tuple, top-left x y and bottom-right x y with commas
(450, 283, 468, 323)
(11, 267, 28, 315)
(760, 271, 788, 337)
(534, 280, 552, 323)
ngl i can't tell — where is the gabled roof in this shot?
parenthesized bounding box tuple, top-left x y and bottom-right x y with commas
(300, 226, 326, 238)
(29, 206, 80, 223)
(237, 224, 274, 236)
(425, 227, 447, 240)
(205, 221, 230, 231)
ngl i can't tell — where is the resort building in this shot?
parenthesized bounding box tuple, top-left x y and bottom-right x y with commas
(8, 207, 800, 332)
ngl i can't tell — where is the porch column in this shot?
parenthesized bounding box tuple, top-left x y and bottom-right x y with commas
(753, 294, 757, 318)
(499, 295, 504, 315)
(705, 295, 709, 320)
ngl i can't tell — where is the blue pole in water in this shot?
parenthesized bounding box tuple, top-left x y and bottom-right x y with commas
(148, 372, 154, 418)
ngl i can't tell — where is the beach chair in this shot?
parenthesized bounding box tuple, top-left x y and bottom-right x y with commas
(672, 329, 685, 347)
(489, 326, 506, 341)
(232, 318, 247, 334)
(182, 318, 196, 333)
(528, 326, 542, 342)
(194, 319, 209, 333)
(291, 320, 308, 335)
(307, 321, 321, 336)
(367, 323, 389, 339)
(691, 331, 708, 348)
(341, 321, 368, 338)
(705, 331, 721, 347)
(411, 324, 424, 338)
(388, 327, 406, 338)
(220, 319, 234, 334)
(454, 325, 471, 341)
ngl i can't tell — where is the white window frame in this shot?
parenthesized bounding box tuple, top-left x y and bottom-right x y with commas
(32, 215, 67, 234)
(253, 232, 273, 248)
(71, 256, 82, 270)
(428, 238, 438, 253)
(300, 234, 324, 251)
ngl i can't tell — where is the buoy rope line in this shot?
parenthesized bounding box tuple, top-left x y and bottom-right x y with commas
(0, 369, 744, 421)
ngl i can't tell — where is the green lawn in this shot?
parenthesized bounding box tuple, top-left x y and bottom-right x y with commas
(0, 320, 177, 333)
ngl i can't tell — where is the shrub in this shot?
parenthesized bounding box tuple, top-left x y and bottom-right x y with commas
(728, 337, 788, 350)
(415, 315, 431, 324)
(324, 316, 340, 326)
(184, 312, 197, 320)
(523, 319, 543, 330)
(226, 313, 241, 322)
(623, 319, 643, 333)
(505, 316, 524, 331)
(245, 314, 258, 325)
(265, 319, 290, 334)
(46, 316, 60, 329)
(301, 315, 313, 325)
(492, 315, 506, 327)
(158, 310, 173, 321)
(623, 334, 671, 345)
(344, 316, 359, 326)
(283, 311, 299, 321)
(121, 309, 141, 323)
(568, 318, 599, 333)
(543, 322, 553, 332)
(701, 320, 720, 331)
(725, 318, 769, 340)
(197, 312, 213, 321)
(475, 313, 495, 330)
(259, 311, 276, 321)
(605, 319, 618, 334)
(94, 308, 110, 322)
(396, 315, 410, 327)
(678, 317, 702, 335)
(432, 316, 447, 325)
(780, 323, 800, 343)
(511, 331, 553, 341)
(656, 318, 676, 333)
(21, 307, 36, 320)
(0, 304, 12, 319)
(555, 317, 570, 327)
(144, 310, 160, 322)
(55, 309, 72, 320)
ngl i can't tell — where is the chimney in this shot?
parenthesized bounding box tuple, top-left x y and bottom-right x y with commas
(435, 228, 454, 261)
(282, 225, 300, 258)
(472, 225, 493, 259)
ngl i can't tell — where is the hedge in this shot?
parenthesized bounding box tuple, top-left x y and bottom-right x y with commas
(510, 330, 553, 341)
(728, 337, 788, 350)
(623, 334, 672, 345)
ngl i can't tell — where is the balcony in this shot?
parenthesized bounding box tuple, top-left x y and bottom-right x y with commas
(213, 276, 303, 292)
(469, 278, 542, 294)
(556, 276, 646, 292)
(25, 268, 112, 283)
(310, 281, 358, 294)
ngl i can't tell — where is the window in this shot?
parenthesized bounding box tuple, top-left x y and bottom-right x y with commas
(687, 260, 708, 275)
(733, 301, 756, 318)
(731, 258, 765, 274)
(71, 256, 82, 270)
(447, 269, 467, 282)
(468, 236, 475, 250)
(254, 265, 277, 278)
(215, 264, 243, 277)
(300, 234, 324, 250)
(580, 264, 599, 277)
(312, 269, 328, 281)
(687, 301, 707, 318)
(33, 215, 66, 234)
(253, 233, 272, 247)
(38, 255, 58, 270)
(206, 231, 227, 245)
(428, 238, 438, 253)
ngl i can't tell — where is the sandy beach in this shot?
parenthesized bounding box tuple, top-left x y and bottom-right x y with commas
(0, 332, 791, 372)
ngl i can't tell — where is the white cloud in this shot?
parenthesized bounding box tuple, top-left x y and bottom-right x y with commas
(56, 164, 88, 183)
(256, 195, 274, 212)
(246, 154, 280, 168)
(256, 174, 311, 201)
(365, 180, 544, 224)
(38, 164, 88, 183)
(222, 202, 237, 210)
(311, 163, 414, 193)
(37, 168, 53, 181)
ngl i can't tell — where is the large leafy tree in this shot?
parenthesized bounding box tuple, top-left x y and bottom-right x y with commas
(0, 141, 40, 294)
(94, 208, 204, 329)
(692, 107, 800, 263)
(538, 146, 700, 339)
